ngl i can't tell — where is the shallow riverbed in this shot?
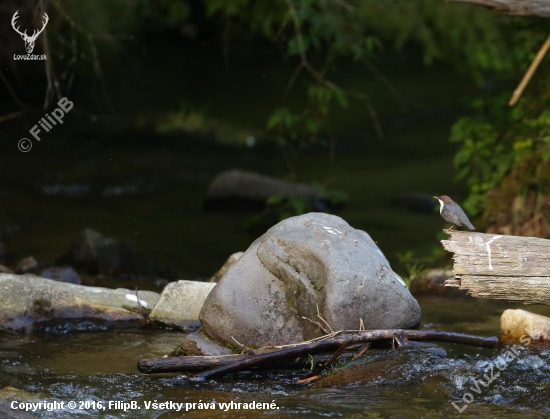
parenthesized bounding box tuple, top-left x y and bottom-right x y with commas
(2, 296, 549, 418)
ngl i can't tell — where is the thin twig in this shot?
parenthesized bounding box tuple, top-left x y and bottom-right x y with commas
(316, 304, 335, 335)
(296, 374, 321, 383)
(297, 341, 347, 383)
(50, 0, 118, 114)
(283, 63, 303, 99)
(352, 343, 370, 360)
(302, 316, 331, 334)
(231, 336, 245, 350)
(322, 342, 347, 368)
(333, 0, 355, 11)
(0, 111, 23, 123)
(36, 0, 61, 108)
(361, 57, 418, 110)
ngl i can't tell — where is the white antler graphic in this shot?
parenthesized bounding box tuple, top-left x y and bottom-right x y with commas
(12, 10, 49, 54)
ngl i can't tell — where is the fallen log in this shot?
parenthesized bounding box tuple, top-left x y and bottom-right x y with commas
(138, 354, 247, 374)
(193, 330, 497, 379)
(138, 351, 367, 374)
(136, 330, 496, 378)
(446, 0, 550, 18)
(443, 231, 550, 304)
(138, 330, 497, 376)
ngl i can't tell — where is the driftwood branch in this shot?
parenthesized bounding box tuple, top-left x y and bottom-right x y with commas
(136, 330, 497, 378)
(138, 351, 364, 375)
(446, 0, 550, 18)
(443, 231, 550, 304)
(138, 354, 247, 374)
(194, 330, 497, 380)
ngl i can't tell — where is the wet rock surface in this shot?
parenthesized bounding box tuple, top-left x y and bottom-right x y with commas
(56, 229, 170, 279)
(149, 280, 215, 330)
(174, 332, 233, 356)
(0, 273, 159, 331)
(200, 213, 422, 347)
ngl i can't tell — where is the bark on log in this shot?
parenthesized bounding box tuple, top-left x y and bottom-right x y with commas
(442, 231, 550, 304)
(138, 354, 247, 374)
(138, 352, 359, 374)
(447, 0, 550, 18)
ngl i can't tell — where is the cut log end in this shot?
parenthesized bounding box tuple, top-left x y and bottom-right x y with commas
(441, 231, 550, 305)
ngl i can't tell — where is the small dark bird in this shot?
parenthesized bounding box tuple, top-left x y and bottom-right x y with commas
(433, 195, 475, 231)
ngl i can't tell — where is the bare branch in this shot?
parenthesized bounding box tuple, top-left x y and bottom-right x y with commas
(509, 35, 550, 106)
(284, 0, 384, 138)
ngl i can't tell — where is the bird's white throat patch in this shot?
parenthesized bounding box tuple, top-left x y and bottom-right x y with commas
(437, 199, 444, 214)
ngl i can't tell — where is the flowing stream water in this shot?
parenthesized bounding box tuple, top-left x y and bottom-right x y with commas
(1, 296, 549, 418)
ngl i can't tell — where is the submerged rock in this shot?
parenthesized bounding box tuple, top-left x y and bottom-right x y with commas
(501, 309, 550, 343)
(38, 266, 82, 284)
(56, 229, 170, 279)
(409, 269, 468, 297)
(149, 280, 215, 330)
(173, 332, 232, 356)
(209, 252, 243, 283)
(0, 273, 159, 331)
(200, 213, 421, 347)
(15, 256, 38, 274)
(205, 169, 328, 210)
(0, 265, 12, 274)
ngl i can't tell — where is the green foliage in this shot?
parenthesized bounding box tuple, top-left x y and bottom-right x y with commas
(313, 183, 349, 206)
(265, 194, 312, 221)
(451, 78, 550, 216)
(205, 0, 539, 76)
(396, 246, 448, 288)
(266, 84, 349, 165)
(247, 184, 348, 233)
(202, 0, 541, 164)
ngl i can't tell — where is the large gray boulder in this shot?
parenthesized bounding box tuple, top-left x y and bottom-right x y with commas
(200, 213, 421, 347)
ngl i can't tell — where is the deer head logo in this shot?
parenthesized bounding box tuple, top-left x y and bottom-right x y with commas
(11, 11, 49, 54)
